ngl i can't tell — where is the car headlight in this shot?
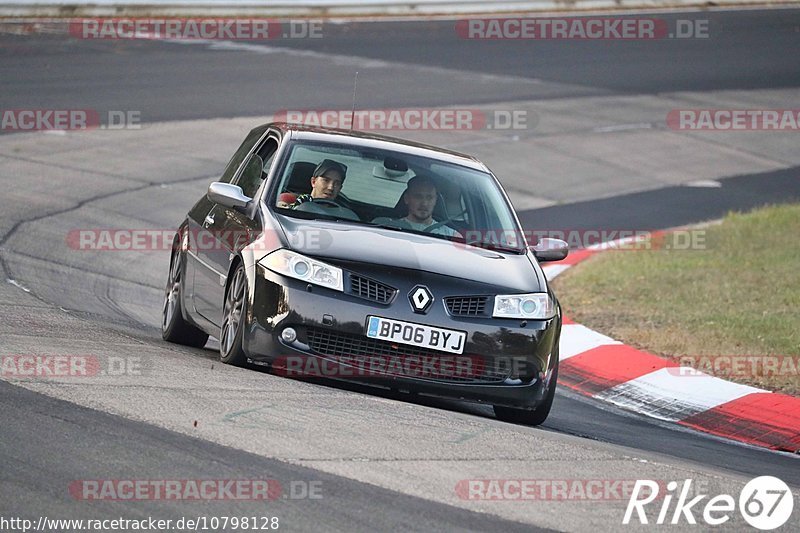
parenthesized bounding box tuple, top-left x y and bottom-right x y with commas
(260, 249, 343, 292)
(493, 293, 555, 319)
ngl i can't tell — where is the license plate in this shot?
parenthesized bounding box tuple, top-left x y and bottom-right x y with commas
(366, 316, 466, 354)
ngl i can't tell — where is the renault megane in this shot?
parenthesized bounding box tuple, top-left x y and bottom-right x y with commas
(162, 122, 568, 425)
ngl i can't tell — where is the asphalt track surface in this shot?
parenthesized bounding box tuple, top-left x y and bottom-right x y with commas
(517, 165, 800, 231)
(1, 8, 799, 532)
(1, 10, 799, 123)
(0, 381, 547, 532)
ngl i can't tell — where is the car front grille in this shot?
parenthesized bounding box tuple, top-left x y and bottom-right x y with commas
(444, 296, 490, 316)
(348, 274, 396, 304)
(305, 327, 511, 383)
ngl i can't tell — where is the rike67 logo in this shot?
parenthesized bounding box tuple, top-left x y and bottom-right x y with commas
(623, 476, 795, 530)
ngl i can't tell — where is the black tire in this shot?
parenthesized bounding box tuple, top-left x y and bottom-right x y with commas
(162, 248, 209, 348)
(219, 263, 249, 366)
(493, 363, 558, 426)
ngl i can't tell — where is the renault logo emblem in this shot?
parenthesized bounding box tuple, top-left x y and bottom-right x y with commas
(408, 285, 433, 314)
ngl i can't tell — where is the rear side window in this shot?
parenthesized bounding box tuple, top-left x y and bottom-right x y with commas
(220, 126, 268, 183)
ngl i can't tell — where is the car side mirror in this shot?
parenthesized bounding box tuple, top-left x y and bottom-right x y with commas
(207, 182, 252, 209)
(530, 238, 569, 262)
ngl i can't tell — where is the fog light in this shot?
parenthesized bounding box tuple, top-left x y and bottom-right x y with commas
(281, 327, 297, 343)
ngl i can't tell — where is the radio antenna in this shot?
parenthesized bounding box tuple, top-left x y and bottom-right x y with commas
(349, 71, 359, 130)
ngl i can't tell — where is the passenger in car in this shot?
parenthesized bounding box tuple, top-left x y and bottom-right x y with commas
(373, 175, 461, 237)
(277, 159, 347, 208)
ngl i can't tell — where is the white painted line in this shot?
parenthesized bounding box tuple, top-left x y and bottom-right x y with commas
(595, 367, 766, 422)
(593, 123, 653, 133)
(3, 2, 796, 19)
(684, 179, 722, 188)
(7, 278, 31, 292)
(175, 39, 547, 86)
(559, 323, 621, 360)
(0, 4, 797, 24)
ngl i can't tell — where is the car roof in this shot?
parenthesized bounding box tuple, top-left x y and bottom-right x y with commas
(266, 122, 490, 173)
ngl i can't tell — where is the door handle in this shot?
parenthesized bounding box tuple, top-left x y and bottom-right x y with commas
(204, 214, 215, 226)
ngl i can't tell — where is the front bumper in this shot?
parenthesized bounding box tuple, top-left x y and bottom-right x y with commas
(244, 264, 560, 409)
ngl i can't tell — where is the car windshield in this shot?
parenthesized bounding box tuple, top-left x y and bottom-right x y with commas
(271, 140, 526, 252)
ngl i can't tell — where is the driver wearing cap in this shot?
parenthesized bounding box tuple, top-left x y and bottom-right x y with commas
(278, 159, 347, 208)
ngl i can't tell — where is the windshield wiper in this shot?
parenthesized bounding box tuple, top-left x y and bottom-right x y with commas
(356, 221, 408, 232)
(280, 212, 403, 229)
(463, 239, 523, 254)
(278, 210, 347, 223)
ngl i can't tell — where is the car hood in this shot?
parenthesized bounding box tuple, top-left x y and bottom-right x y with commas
(277, 216, 543, 292)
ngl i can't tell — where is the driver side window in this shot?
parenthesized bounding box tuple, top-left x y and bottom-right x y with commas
(234, 138, 278, 199)
(220, 126, 267, 183)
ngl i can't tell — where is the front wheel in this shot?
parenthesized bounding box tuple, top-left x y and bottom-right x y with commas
(219, 263, 249, 366)
(162, 247, 209, 348)
(493, 364, 558, 426)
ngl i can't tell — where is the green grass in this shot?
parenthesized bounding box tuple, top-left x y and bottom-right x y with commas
(551, 203, 800, 395)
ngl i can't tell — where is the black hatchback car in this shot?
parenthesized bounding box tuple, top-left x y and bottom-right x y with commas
(162, 123, 568, 425)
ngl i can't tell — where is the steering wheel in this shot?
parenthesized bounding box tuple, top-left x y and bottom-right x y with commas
(295, 198, 360, 220)
(424, 219, 454, 233)
(423, 208, 467, 233)
(310, 198, 342, 208)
